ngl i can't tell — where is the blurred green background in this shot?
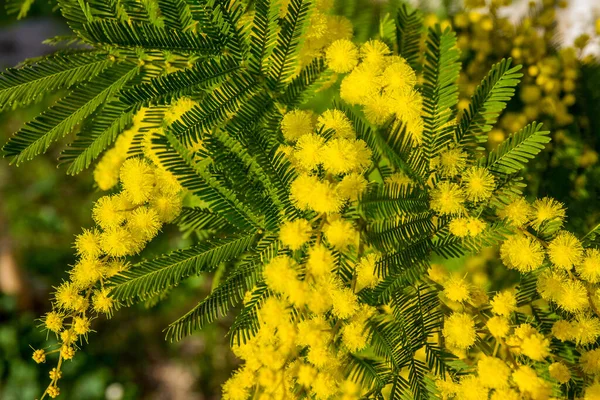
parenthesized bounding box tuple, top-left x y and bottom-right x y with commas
(1, 0, 600, 399)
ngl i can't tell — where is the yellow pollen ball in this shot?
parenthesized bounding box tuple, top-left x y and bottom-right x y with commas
(70, 257, 105, 288)
(443, 275, 470, 303)
(281, 109, 315, 142)
(531, 197, 566, 230)
(74, 228, 103, 259)
(317, 109, 355, 139)
(549, 362, 571, 384)
(430, 181, 465, 215)
(462, 167, 495, 203)
(44, 311, 63, 333)
(443, 312, 476, 349)
(325, 39, 359, 73)
(439, 147, 468, 177)
(490, 291, 517, 316)
(336, 173, 368, 202)
(477, 356, 510, 389)
(279, 219, 312, 250)
(92, 195, 125, 230)
(92, 288, 115, 315)
(576, 248, 600, 283)
(126, 206, 162, 242)
(324, 219, 356, 250)
(151, 193, 183, 223)
(548, 231, 584, 270)
(120, 158, 156, 205)
(294, 133, 325, 170)
(290, 174, 343, 214)
(500, 235, 545, 272)
(487, 316, 510, 338)
(498, 197, 531, 227)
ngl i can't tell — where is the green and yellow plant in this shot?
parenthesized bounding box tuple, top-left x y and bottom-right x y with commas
(3, 0, 600, 399)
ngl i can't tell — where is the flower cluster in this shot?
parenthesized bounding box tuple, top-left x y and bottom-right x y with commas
(326, 39, 423, 142)
(32, 105, 185, 399)
(280, 108, 372, 214)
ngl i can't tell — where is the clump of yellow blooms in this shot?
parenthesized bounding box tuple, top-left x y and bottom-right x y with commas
(222, 115, 380, 398)
(33, 106, 185, 399)
(328, 39, 423, 143)
(281, 106, 372, 214)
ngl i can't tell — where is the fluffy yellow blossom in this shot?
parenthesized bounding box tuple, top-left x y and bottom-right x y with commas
(120, 158, 156, 205)
(324, 219, 356, 249)
(520, 331, 550, 361)
(549, 362, 571, 384)
(498, 197, 531, 227)
(462, 167, 495, 203)
(443, 312, 476, 349)
(456, 376, 488, 400)
(531, 197, 566, 230)
(339, 64, 382, 105)
(151, 193, 182, 223)
(500, 234, 545, 272)
(263, 256, 298, 295)
(312, 372, 338, 400)
(290, 174, 343, 214)
(294, 133, 325, 170)
(127, 206, 162, 242)
(54, 282, 87, 312)
(336, 173, 368, 201)
(443, 275, 470, 303)
(92, 195, 125, 230)
(577, 248, 600, 283)
(383, 59, 417, 93)
(572, 315, 600, 345)
(512, 366, 552, 400)
(296, 363, 316, 387)
(537, 269, 566, 301)
(321, 138, 371, 175)
(466, 218, 486, 236)
(355, 254, 380, 291)
(359, 40, 390, 67)
(581, 348, 600, 375)
(449, 217, 470, 237)
(552, 319, 575, 341)
(70, 257, 104, 288)
(341, 321, 368, 352)
(548, 231, 584, 270)
(430, 181, 465, 215)
(307, 245, 335, 277)
(281, 110, 315, 142)
(490, 291, 517, 316)
(60, 345, 75, 360)
(73, 316, 91, 335)
(74, 228, 103, 259)
(331, 287, 359, 319)
(92, 288, 114, 315)
(439, 148, 468, 177)
(585, 382, 600, 400)
(279, 219, 312, 250)
(100, 226, 139, 257)
(491, 388, 520, 400)
(487, 315, 510, 338)
(317, 109, 355, 139)
(477, 356, 510, 389)
(43, 311, 63, 333)
(555, 279, 589, 313)
(326, 39, 359, 73)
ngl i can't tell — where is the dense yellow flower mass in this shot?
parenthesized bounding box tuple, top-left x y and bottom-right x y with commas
(34, 103, 185, 398)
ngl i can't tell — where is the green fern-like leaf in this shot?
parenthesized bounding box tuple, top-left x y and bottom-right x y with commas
(456, 58, 522, 147)
(484, 122, 551, 175)
(0, 52, 112, 112)
(2, 62, 139, 165)
(109, 232, 258, 302)
(395, 4, 422, 71)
